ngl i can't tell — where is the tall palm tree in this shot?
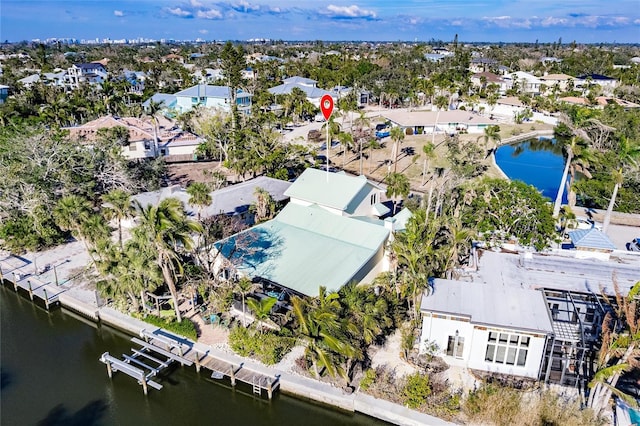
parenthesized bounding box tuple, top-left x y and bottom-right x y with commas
(133, 198, 202, 322)
(145, 99, 165, 157)
(366, 138, 381, 174)
(337, 132, 354, 167)
(385, 172, 410, 214)
(53, 194, 91, 235)
(186, 182, 211, 221)
(602, 137, 640, 234)
(102, 189, 134, 250)
(431, 95, 449, 148)
(251, 187, 275, 223)
(421, 142, 436, 186)
(552, 136, 587, 218)
(389, 126, 405, 174)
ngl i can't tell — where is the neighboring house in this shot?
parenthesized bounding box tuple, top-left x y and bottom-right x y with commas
(132, 176, 292, 223)
(268, 76, 336, 108)
(285, 167, 390, 218)
(213, 168, 404, 298)
(122, 69, 146, 93)
(66, 63, 108, 88)
(142, 93, 178, 112)
(558, 96, 640, 109)
(65, 115, 203, 161)
(576, 74, 619, 95)
(173, 84, 252, 114)
(419, 279, 554, 379)
(504, 71, 543, 95)
(567, 228, 617, 261)
(424, 53, 445, 62)
(383, 110, 497, 135)
(470, 72, 508, 94)
(18, 73, 41, 87)
(539, 73, 575, 93)
(469, 57, 498, 73)
(540, 56, 562, 65)
(198, 68, 224, 84)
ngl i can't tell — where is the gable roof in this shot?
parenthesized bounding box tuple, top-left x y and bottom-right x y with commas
(268, 82, 333, 99)
(421, 279, 554, 334)
(142, 93, 177, 108)
(216, 203, 389, 296)
(568, 228, 616, 251)
(383, 110, 494, 127)
(539, 73, 575, 81)
(284, 168, 374, 211)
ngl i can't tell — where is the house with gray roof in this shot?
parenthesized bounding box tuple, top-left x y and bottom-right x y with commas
(419, 279, 554, 379)
(213, 168, 401, 298)
(285, 168, 390, 218)
(268, 76, 335, 108)
(132, 176, 291, 223)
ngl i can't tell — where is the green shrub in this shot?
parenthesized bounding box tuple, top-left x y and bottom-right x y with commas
(402, 373, 431, 409)
(359, 369, 377, 391)
(140, 314, 198, 341)
(229, 326, 296, 365)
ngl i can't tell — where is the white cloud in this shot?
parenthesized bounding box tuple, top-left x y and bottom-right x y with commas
(199, 29, 208, 34)
(634, 18, 640, 24)
(190, 0, 203, 6)
(167, 7, 192, 17)
(541, 16, 569, 27)
(325, 4, 376, 19)
(113, 10, 124, 17)
(197, 9, 223, 19)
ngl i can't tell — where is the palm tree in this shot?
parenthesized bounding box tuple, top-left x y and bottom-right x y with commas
(246, 296, 277, 333)
(144, 99, 165, 157)
(552, 136, 587, 218)
(234, 277, 258, 327)
(292, 288, 353, 379)
(251, 187, 275, 223)
(421, 142, 436, 186)
(602, 137, 640, 234)
(102, 189, 134, 250)
(430, 95, 449, 148)
(588, 281, 640, 413)
(186, 182, 211, 220)
(477, 124, 502, 154)
(53, 195, 100, 262)
(133, 198, 202, 322)
(385, 172, 410, 214)
(366, 138, 381, 174)
(389, 126, 405, 173)
(337, 132, 354, 167)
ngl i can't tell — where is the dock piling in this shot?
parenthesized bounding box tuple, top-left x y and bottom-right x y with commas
(230, 365, 236, 386)
(43, 289, 49, 310)
(27, 280, 33, 301)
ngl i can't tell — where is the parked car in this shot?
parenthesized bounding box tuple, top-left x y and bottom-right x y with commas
(627, 238, 640, 252)
(375, 129, 390, 139)
(375, 122, 390, 131)
(572, 217, 602, 231)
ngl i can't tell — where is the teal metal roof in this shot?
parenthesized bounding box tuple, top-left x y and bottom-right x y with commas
(568, 228, 616, 251)
(216, 203, 390, 297)
(284, 168, 371, 211)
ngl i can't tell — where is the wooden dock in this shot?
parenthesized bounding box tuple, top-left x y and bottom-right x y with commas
(101, 329, 279, 398)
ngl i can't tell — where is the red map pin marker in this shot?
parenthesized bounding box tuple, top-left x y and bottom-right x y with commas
(320, 94, 334, 120)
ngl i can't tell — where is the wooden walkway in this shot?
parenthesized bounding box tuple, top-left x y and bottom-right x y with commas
(101, 328, 279, 398)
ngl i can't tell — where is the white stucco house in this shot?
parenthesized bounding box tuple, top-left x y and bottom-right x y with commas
(419, 279, 554, 379)
(383, 110, 497, 135)
(66, 63, 108, 88)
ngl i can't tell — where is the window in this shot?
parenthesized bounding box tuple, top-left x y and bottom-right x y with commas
(446, 333, 464, 359)
(485, 332, 529, 367)
(191, 97, 198, 103)
(370, 194, 377, 205)
(129, 143, 136, 151)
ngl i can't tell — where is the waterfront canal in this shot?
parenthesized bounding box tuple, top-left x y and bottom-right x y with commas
(0, 285, 385, 426)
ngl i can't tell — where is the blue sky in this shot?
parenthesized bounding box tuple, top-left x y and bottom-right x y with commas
(1, 1, 638, 43)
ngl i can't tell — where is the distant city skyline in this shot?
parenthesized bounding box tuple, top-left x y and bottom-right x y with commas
(1, 0, 639, 44)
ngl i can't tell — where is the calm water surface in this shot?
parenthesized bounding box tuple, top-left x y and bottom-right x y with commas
(495, 138, 566, 203)
(0, 286, 386, 426)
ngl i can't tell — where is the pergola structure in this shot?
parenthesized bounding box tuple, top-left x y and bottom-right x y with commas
(539, 288, 613, 398)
